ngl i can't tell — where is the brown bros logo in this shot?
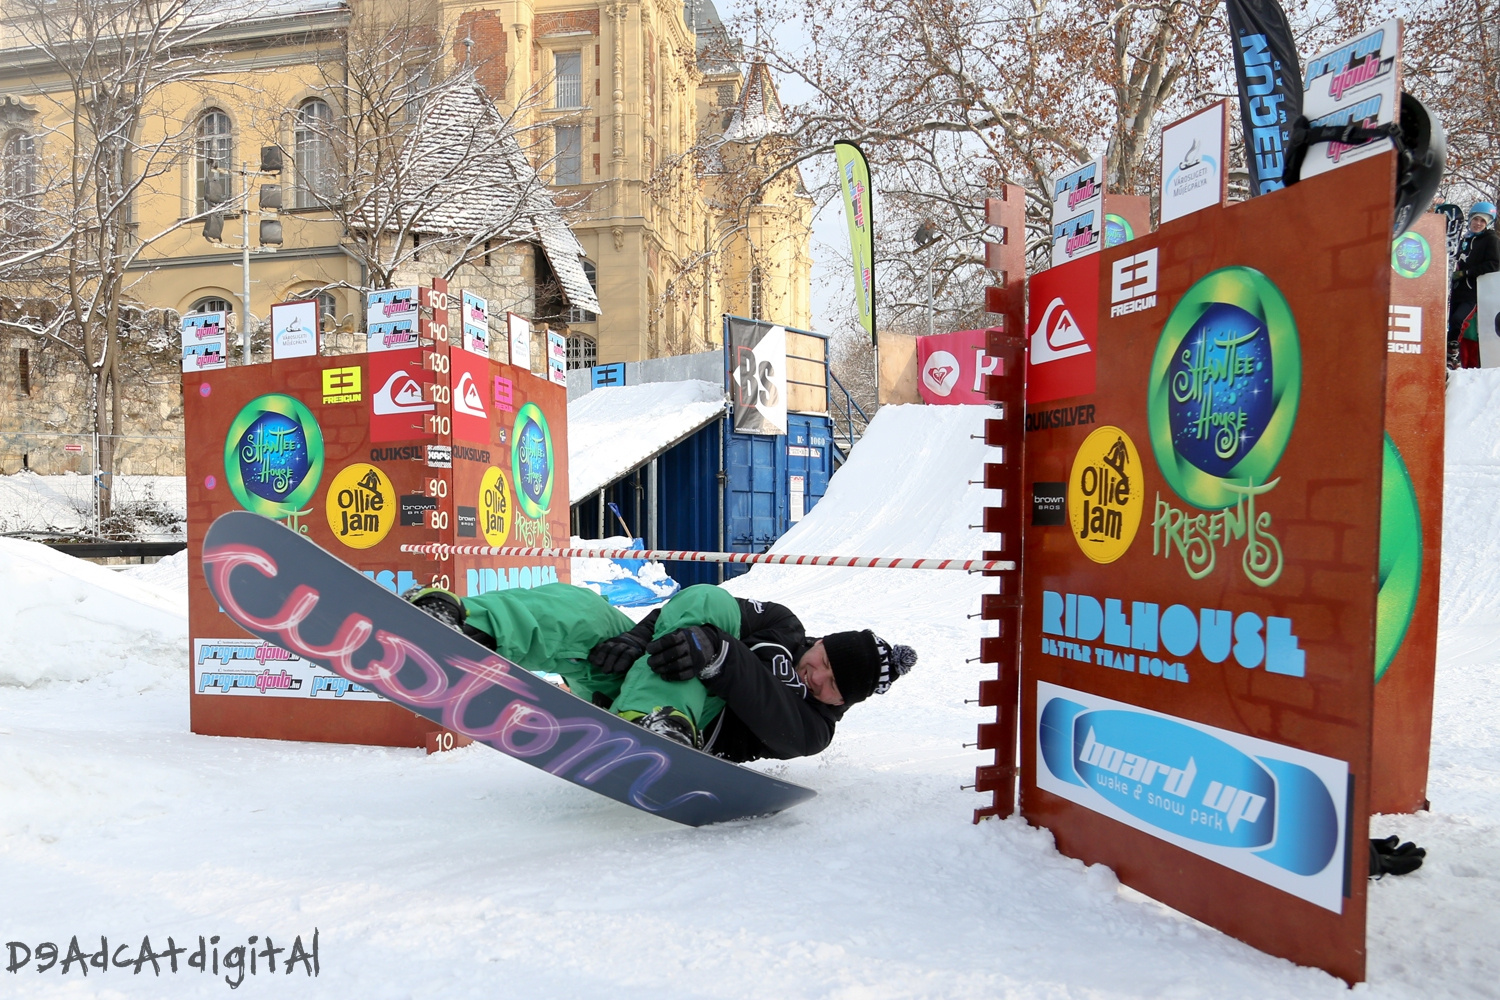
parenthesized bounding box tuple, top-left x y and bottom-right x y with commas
(1068, 426, 1144, 563)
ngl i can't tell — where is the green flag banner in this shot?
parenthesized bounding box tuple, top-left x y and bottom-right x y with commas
(835, 141, 876, 344)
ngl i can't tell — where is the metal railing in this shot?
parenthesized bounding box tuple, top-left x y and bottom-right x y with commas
(827, 368, 871, 459)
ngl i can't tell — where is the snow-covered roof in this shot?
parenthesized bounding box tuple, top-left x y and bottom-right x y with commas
(568, 380, 726, 501)
(403, 85, 600, 315)
(722, 59, 787, 144)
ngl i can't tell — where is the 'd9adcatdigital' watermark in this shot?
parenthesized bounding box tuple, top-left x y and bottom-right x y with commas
(6, 930, 319, 990)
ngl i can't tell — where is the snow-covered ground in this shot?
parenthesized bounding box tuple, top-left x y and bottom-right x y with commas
(1, 391, 1498, 997)
(0, 472, 186, 539)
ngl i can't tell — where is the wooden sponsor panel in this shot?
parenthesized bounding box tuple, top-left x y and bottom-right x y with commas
(1374, 212, 1447, 813)
(1020, 153, 1395, 984)
(786, 331, 828, 415)
(184, 344, 571, 748)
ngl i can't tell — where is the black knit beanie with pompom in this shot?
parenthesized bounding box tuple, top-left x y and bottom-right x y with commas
(821, 630, 918, 705)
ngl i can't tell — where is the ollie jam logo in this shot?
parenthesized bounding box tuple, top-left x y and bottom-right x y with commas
(223, 394, 324, 518)
(1026, 255, 1098, 403)
(323, 462, 395, 549)
(1067, 426, 1144, 564)
(1147, 267, 1300, 586)
(479, 466, 513, 546)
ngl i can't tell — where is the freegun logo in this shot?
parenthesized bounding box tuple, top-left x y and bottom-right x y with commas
(322, 366, 361, 404)
(7, 931, 318, 988)
(1389, 305, 1422, 353)
(1239, 33, 1288, 193)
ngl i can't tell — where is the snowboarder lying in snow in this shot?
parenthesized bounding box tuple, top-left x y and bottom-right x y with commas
(403, 581, 915, 759)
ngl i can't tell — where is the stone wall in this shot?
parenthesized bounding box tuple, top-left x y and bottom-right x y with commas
(0, 244, 550, 477)
(0, 332, 185, 476)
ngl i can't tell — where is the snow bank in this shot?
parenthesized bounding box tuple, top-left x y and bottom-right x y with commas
(569, 380, 724, 500)
(0, 471, 86, 534)
(0, 537, 185, 689)
(0, 471, 186, 538)
(0, 399, 1497, 997)
(1441, 368, 1500, 627)
(119, 547, 192, 596)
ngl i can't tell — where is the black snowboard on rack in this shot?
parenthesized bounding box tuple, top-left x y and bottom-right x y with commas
(201, 511, 816, 826)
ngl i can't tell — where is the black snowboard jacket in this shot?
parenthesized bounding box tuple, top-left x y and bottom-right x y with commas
(1452, 228, 1500, 308)
(639, 597, 845, 763)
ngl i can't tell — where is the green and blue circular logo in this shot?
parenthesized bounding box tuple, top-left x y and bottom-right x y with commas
(1376, 434, 1421, 681)
(511, 402, 555, 519)
(1391, 232, 1432, 279)
(224, 393, 325, 517)
(1148, 267, 1301, 510)
(1104, 214, 1134, 248)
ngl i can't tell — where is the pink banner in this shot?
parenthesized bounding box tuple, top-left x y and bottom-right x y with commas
(916, 329, 996, 404)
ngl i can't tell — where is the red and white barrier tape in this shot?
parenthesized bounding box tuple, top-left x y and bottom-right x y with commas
(397, 543, 1015, 573)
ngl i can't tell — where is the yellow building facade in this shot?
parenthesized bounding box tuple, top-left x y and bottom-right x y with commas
(1, 0, 812, 364)
(454, 0, 815, 364)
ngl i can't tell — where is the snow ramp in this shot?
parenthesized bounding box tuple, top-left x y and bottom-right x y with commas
(723, 403, 999, 632)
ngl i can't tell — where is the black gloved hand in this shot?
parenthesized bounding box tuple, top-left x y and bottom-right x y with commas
(587, 613, 658, 674)
(402, 585, 466, 632)
(1370, 835, 1426, 877)
(645, 626, 724, 682)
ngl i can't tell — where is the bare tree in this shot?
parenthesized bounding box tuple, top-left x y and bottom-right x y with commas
(295, 13, 596, 299)
(1404, 0, 1500, 204)
(0, 0, 255, 521)
(741, 0, 1350, 337)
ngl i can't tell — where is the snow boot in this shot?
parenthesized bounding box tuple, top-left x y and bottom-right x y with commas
(626, 706, 700, 749)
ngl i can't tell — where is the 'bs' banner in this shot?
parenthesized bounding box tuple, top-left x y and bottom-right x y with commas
(917, 330, 997, 404)
(835, 142, 876, 345)
(1025, 256, 1098, 404)
(1225, 0, 1302, 197)
(727, 317, 788, 435)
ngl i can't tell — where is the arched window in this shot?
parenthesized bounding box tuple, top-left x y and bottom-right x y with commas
(190, 296, 233, 317)
(566, 332, 597, 369)
(568, 261, 598, 323)
(195, 110, 233, 214)
(294, 99, 333, 208)
(2, 130, 36, 230)
(749, 265, 763, 321)
(315, 290, 338, 328)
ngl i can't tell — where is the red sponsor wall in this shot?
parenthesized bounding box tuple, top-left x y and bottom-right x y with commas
(184, 307, 569, 749)
(1018, 154, 1399, 983)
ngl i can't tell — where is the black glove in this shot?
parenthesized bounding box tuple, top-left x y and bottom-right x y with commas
(402, 585, 466, 632)
(587, 612, 659, 674)
(645, 626, 724, 682)
(1370, 835, 1426, 877)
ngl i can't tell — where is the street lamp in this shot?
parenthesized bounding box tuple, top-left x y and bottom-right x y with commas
(203, 145, 284, 363)
(912, 221, 941, 338)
